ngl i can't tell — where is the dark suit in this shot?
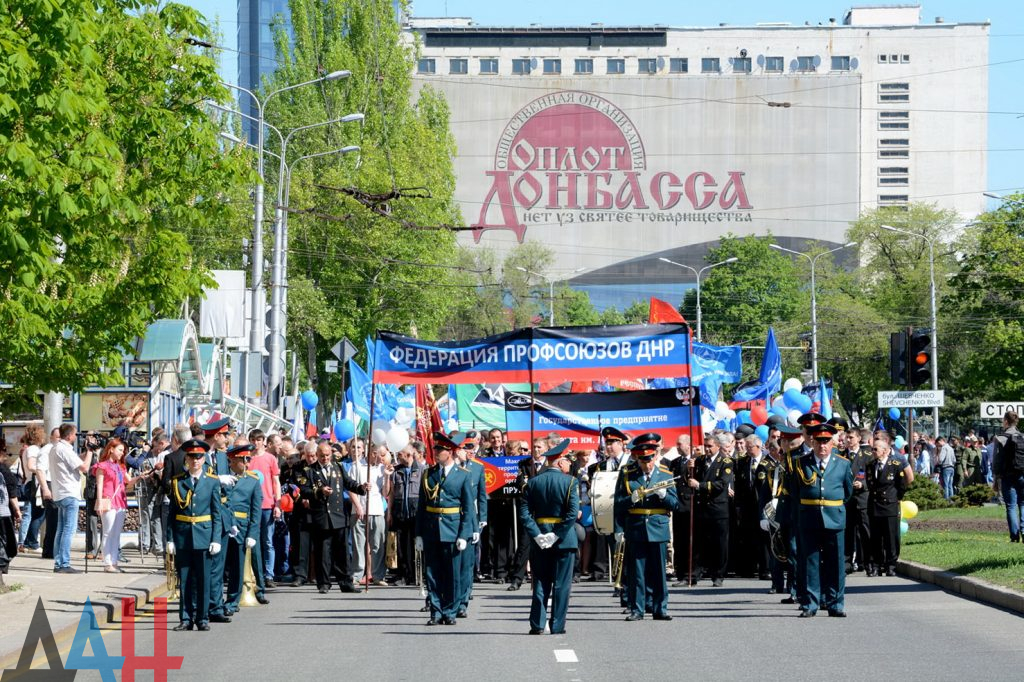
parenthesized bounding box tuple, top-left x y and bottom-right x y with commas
(667, 455, 697, 581)
(694, 454, 734, 581)
(735, 453, 770, 578)
(390, 463, 423, 584)
(866, 457, 908, 573)
(842, 446, 873, 572)
(299, 461, 364, 590)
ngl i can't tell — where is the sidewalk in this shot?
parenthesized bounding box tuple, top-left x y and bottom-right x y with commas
(0, 535, 168, 667)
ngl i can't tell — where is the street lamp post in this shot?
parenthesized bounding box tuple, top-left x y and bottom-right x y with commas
(769, 242, 857, 382)
(515, 267, 586, 326)
(880, 224, 939, 437)
(657, 257, 739, 342)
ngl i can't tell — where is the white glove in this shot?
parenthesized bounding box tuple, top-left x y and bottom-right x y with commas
(479, 521, 487, 530)
(166, 542, 176, 556)
(415, 537, 424, 552)
(456, 538, 467, 552)
(614, 532, 624, 544)
(209, 542, 221, 556)
(246, 537, 256, 549)
(229, 525, 239, 538)
(218, 475, 237, 487)
(759, 519, 770, 532)
(472, 532, 480, 545)
(543, 532, 558, 548)
(533, 535, 546, 548)
(630, 490, 641, 504)
(655, 488, 667, 499)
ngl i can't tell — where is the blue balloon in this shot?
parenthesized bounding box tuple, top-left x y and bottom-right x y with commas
(737, 410, 753, 425)
(888, 407, 901, 420)
(301, 390, 319, 411)
(794, 393, 813, 413)
(783, 388, 803, 409)
(754, 425, 770, 442)
(770, 400, 788, 417)
(333, 419, 355, 442)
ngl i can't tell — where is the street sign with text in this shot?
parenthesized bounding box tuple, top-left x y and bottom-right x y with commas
(980, 402, 1024, 419)
(325, 360, 339, 374)
(878, 390, 945, 408)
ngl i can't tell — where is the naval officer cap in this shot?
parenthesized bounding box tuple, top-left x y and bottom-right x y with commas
(433, 431, 466, 452)
(182, 439, 211, 458)
(601, 426, 629, 443)
(545, 438, 572, 462)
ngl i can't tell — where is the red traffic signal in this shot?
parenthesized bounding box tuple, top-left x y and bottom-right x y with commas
(909, 330, 932, 388)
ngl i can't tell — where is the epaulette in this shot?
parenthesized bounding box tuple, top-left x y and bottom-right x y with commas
(245, 471, 260, 479)
(205, 472, 219, 480)
(172, 472, 187, 480)
(834, 453, 849, 461)
(621, 463, 637, 472)
(458, 465, 468, 473)
(658, 465, 671, 474)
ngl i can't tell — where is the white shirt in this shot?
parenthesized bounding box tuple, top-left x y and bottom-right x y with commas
(33, 444, 51, 504)
(353, 463, 386, 516)
(50, 440, 84, 502)
(816, 456, 830, 471)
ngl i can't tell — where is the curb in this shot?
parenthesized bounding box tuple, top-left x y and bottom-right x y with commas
(0, 572, 169, 670)
(0, 584, 33, 608)
(897, 559, 1024, 615)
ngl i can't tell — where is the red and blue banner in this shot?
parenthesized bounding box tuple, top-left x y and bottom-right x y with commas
(504, 387, 703, 449)
(373, 324, 692, 385)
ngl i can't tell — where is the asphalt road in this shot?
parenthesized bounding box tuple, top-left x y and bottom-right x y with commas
(62, 574, 1024, 681)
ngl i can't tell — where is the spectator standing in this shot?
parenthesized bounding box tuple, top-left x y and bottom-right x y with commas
(16, 425, 45, 552)
(958, 436, 983, 487)
(36, 428, 58, 559)
(982, 436, 995, 485)
(388, 444, 422, 586)
(936, 437, 956, 500)
(136, 434, 168, 556)
(992, 411, 1024, 543)
(351, 445, 391, 586)
(248, 430, 282, 584)
(50, 424, 92, 573)
(1, 452, 22, 576)
(94, 438, 153, 572)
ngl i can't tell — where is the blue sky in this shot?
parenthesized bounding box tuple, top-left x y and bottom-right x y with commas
(185, 0, 1022, 204)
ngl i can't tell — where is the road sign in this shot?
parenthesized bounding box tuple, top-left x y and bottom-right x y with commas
(980, 402, 1024, 419)
(877, 390, 945, 408)
(325, 360, 339, 374)
(331, 338, 358, 362)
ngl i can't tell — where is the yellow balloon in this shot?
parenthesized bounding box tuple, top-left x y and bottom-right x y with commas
(901, 500, 919, 520)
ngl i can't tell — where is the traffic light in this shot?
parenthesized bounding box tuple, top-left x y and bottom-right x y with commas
(890, 331, 908, 385)
(909, 330, 932, 388)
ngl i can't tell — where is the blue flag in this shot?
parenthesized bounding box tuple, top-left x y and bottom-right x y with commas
(348, 360, 373, 422)
(818, 377, 833, 420)
(732, 327, 781, 403)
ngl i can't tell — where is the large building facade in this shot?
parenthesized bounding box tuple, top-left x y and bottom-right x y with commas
(405, 6, 988, 309)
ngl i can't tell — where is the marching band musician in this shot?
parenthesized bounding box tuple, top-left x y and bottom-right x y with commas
(166, 439, 223, 632)
(585, 426, 630, 583)
(614, 433, 679, 621)
(519, 439, 579, 634)
(415, 432, 476, 626)
(794, 421, 853, 618)
(223, 441, 269, 614)
(456, 431, 488, 618)
(756, 438, 788, 595)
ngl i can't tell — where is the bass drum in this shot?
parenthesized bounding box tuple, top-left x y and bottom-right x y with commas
(590, 470, 619, 536)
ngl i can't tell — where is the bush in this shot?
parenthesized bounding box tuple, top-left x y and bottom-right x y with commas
(953, 484, 994, 507)
(904, 476, 949, 510)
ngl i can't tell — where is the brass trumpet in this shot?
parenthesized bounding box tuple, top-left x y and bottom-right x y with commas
(612, 538, 626, 589)
(239, 546, 259, 607)
(165, 549, 179, 601)
(416, 547, 425, 597)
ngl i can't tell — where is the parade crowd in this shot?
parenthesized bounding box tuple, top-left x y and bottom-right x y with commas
(1, 409, 1023, 633)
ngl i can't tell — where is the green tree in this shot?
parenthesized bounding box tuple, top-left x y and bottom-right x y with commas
(0, 0, 251, 410)
(622, 300, 650, 324)
(554, 287, 600, 326)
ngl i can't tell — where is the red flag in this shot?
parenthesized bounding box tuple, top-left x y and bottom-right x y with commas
(416, 384, 444, 466)
(649, 297, 687, 324)
(305, 420, 318, 439)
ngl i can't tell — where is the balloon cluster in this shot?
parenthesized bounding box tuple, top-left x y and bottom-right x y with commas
(899, 499, 918, 536)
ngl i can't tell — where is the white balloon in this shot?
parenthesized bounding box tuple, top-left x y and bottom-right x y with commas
(371, 419, 389, 436)
(385, 426, 410, 452)
(725, 409, 736, 420)
(787, 409, 803, 427)
(446, 418, 459, 432)
(715, 401, 731, 419)
(394, 407, 413, 427)
(783, 378, 803, 393)
(371, 428, 388, 446)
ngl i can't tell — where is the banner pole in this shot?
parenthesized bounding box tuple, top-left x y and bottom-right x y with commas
(686, 329, 696, 587)
(364, 332, 379, 594)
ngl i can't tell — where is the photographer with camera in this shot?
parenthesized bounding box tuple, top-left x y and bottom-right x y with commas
(137, 432, 168, 556)
(82, 432, 105, 560)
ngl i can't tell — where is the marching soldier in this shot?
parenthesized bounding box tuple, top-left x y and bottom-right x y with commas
(201, 417, 232, 477)
(615, 434, 679, 621)
(204, 418, 237, 624)
(416, 432, 476, 626)
(223, 442, 269, 614)
(166, 439, 223, 631)
(795, 422, 853, 618)
(866, 430, 909, 576)
(756, 438, 787, 594)
(519, 439, 579, 634)
(457, 431, 488, 617)
(585, 426, 630, 583)
(835, 418, 872, 574)
(691, 433, 734, 587)
(300, 441, 368, 594)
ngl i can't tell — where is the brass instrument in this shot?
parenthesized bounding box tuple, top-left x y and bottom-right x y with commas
(416, 548, 426, 597)
(634, 476, 681, 499)
(240, 546, 259, 607)
(612, 538, 626, 589)
(763, 498, 789, 563)
(165, 549, 179, 601)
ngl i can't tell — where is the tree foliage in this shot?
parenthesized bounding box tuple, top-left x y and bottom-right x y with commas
(0, 0, 251, 410)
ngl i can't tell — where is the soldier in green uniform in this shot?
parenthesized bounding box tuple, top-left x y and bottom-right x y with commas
(457, 431, 488, 618)
(415, 432, 476, 626)
(201, 417, 232, 476)
(223, 442, 269, 614)
(615, 433, 679, 621)
(519, 439, 579, 635)
(166, 439, 224, 631)
(795, 422, 853, 617)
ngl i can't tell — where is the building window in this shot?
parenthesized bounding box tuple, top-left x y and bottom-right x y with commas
(879, 111, 910, 118)
(449, 58, 468, 75)
(879, 194, 909, 206)
(795, 55, 816, 72)
(878, 54, 888, 63)
(417, 58, 435, 74)
(831, 55, 851, 71)
(878, 166, 909, 175)
(575, 58, 593, 74)
(878, 176, 909, 186)
(512, 58, 531, 75)
(765, 56, 784, 73)
(733, 57, 751, 73)
(479, 58, 498, 74)
(669, 57, 688, 73)
(901, 54, 911, 63)
(879, 149, 910, 159)
(607, 58, 625, 74)
(879, 138, 910, 147)
(638, 58, 658, 74)
(543, 59, 561, 75)
(701, 57, 720, 73)
(879, 121, 909, 130)
(880, 82, 910, 90)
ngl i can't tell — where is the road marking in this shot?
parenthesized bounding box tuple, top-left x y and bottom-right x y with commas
(554, 649, 578, 663)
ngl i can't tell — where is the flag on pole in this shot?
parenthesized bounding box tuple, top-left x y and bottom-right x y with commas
(817, 378, 833, 420)
(291, 406, 305, 443)
(416, 384, 444, 465)
(731, 327, 782, 407)
(648, 297, 687, 324)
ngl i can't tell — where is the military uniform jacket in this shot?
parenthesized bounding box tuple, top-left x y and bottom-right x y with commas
(415, 464, 476, 544)
(777, 443, 810, 524)
(613, 464, 680, 542)
(464, 458, 489, 526)
(166, 472, 224, 551)
(205, 450, 231, 477)
(755, 456, 784, 519)
(666, 456, 695, 514)
(285, 463, 315, 527)
(841, 446, 872, 510)
(299, 462, 363, 530)
(735, 453, 765, 516)
(865, 457, 908, 517)
(694, 455, 734, 520)
(516, 457, 546, 495)
(520, 468, 580, 550)
(226, 472, 263, 545)
(794, 452, 853, 531)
